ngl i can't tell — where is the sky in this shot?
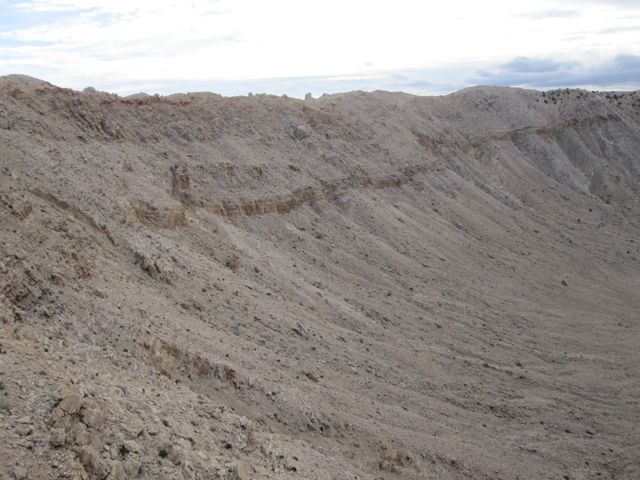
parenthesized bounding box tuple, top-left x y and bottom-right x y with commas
(0, 0, 639, 96)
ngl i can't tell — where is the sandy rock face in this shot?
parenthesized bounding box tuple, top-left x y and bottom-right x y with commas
(1, 77, 639, 479)
(171, 162, 191, 203)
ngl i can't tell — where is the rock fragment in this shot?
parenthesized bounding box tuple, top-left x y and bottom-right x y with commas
(58, 393, 83, 415)
(107, 461, 126, 480)
(171, 163, 191, 203)
(230, 460, 251, 480)
(182, 461, 196, 479)
(12, 466, 27, 480)
(122, 439, 141, 454)
(167, 444, 182, 465)
(15, 423, 33, 436)
(71, 422, 91, 445)
(291, 124, 310, 140)
(49, 427, 66, 447)
(78, 446, 107, 478)
(81, 408, 105, 429)
(226, 257, 240, 272)
(305, 371, 319, 383)
(123, 458, 142, 477)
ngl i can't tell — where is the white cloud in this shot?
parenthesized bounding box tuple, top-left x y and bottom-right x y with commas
(1, 0, 639, 94)
(516, 8, 581, 19)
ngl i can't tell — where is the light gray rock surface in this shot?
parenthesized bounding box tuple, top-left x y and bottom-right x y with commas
(1, 76, 639, 479)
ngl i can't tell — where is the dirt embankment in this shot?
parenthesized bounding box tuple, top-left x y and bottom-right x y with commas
(1, 76, 640, 480)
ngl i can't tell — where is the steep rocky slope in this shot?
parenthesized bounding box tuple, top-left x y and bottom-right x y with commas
(1, 75, 639, 480)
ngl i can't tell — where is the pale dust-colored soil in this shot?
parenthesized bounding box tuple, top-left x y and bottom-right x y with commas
(1, 75, 639, 479)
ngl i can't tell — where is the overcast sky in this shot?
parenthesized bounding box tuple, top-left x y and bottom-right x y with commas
(0, 0, 639, 96)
